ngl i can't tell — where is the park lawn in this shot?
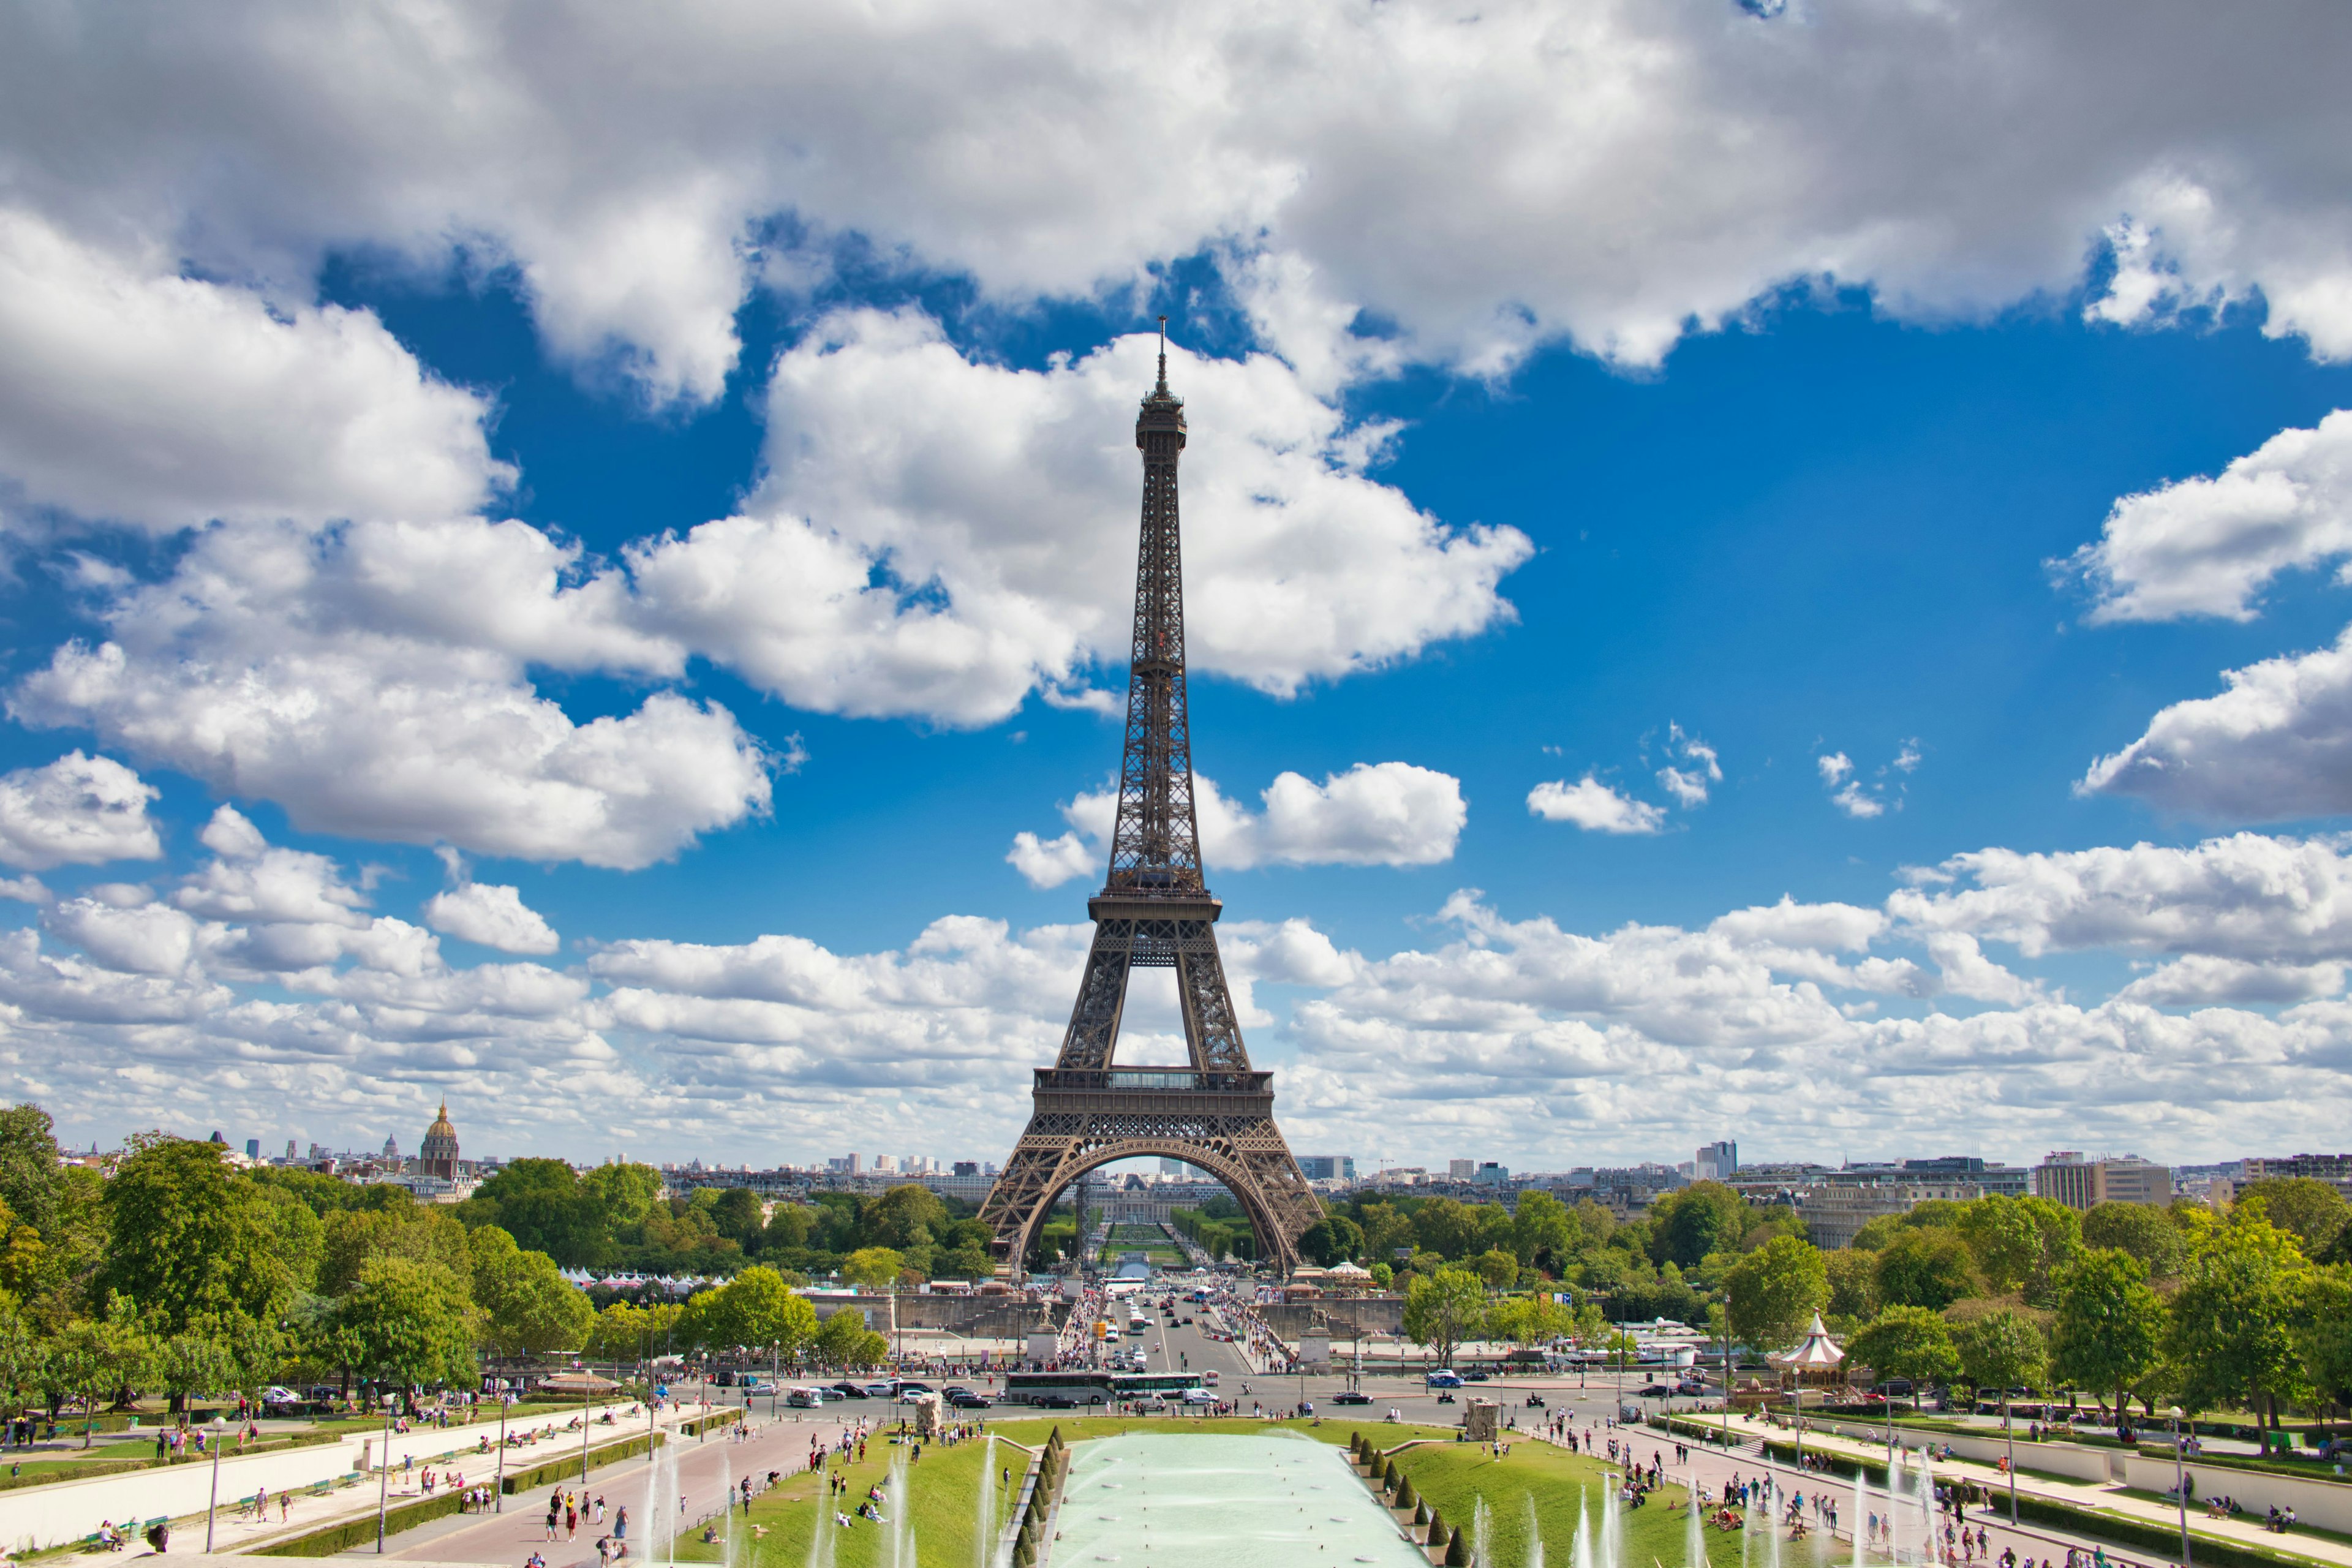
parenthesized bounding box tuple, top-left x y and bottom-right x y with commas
(673, 1428, 1017, 1568)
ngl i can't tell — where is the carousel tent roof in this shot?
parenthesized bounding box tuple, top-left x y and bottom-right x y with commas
(1328, 1259, 1372, 1277)
(538, 1370, 622, 1393)
(1766, 1313, 1846, 1370)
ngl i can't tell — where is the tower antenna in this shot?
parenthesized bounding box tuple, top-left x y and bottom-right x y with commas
(1156, 314, 1168, 391)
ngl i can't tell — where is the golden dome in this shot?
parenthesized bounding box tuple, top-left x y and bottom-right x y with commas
(425, 1100, 457, 1139)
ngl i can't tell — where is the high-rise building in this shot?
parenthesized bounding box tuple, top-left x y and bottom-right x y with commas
(1298, 1155, 1356, 1182)
(872, 1155, 898, 1173)
(1474, 1161, 1510, 1186)
(1695, 1141, 1738, 1182)
(953, 1161, 981, 1177)
(245, 1138, 261, 1160)
(1447, 1159, 1477, 1179)
(1902, 1155, 2030, 1198)
(284, 1139, 297, 1159)
(2034, 1152, 2173, 1210)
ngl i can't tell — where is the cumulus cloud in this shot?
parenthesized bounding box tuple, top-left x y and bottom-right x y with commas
(12, 525, 772, 870)
(0, 751, 163, 871)
(424, 882, 561, 957)
(633, 315, 1530, 722)
(1819, 745, 1915, 818)
(1657, 723, 1723, 809)
(3, 1, 2350, 401)
(2064, 410, 2352, 624)
(2117, 953, 2344, 1006)
(2082, 624, 2352, 821)
(1015, 761, 1467, 887)
(1527, 776, 1665, 835)
(1891, 832, 2352, 962)
(0, 210, 511, 533)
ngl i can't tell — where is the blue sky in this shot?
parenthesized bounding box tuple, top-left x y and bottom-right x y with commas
(3, 0, 2351, 1172)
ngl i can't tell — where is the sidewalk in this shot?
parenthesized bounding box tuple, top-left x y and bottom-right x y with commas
(0, 1401, 695, 1556)
(1685, 1409, 2352, 1568)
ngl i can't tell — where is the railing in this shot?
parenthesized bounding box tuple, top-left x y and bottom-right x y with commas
(1032, 1069, 1271, 1094)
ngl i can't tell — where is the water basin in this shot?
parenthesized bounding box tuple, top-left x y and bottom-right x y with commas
(1051, 1431, 1425, 1568)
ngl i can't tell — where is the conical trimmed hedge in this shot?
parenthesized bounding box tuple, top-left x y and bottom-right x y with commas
(1445, 1524, 1471, 1566)
(1412, 1499, 1429, 1527)
(1396, 1477, 1419, 1512)
(1425, 1506, 1449, 1547)
(1382, 1458, 1399, 1491)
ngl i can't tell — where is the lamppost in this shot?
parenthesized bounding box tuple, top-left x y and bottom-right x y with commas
(1719, 1294, 1733, 1455)
(493, 1382, 510, 1513)
(2170, 1406, 2193, 1568)
(2004, 1388, 2018, 1526)
(375, 1391, 398, 1553)
(202, 1414, 229, 1551)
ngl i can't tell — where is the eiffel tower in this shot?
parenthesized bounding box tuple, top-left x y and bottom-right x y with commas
(979, 325, 1323, 1276)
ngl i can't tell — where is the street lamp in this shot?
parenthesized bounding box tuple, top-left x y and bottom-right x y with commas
(2004, 1387, 2018, 1526)
(375, 1391, 398, 1553)
(203, 1414, 229, 1551)
(493, 1382, 510, 1513)
(2170, 1406, 2192, 1568)
(1719, 1294, 1733, 1455)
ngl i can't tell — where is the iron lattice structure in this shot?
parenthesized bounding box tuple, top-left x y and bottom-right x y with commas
(979, 333, 1322, 1276)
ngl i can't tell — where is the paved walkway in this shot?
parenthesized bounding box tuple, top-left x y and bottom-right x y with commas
(1611, 1411, 2349, 1568)
(0, 1401, 692, 1557)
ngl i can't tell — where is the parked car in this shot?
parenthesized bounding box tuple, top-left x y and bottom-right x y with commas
(893, 1380, 934, 1395)
(1637, 1383, 1674, 1397)
(949, 1391, 993, 1409)
(862, 1381, 893, 1398)
(1462, 1370, 1491, 1382)
(1333, 1391, 1372, 1406)
(828, 1382, 868, 1400)
(1675, 1381, 1706, 1396)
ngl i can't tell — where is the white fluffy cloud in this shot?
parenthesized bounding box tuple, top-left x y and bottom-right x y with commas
(1014, 761, 1467, 888)
(2, 1, 2348, 401)
(2065, 410, 2352, 624)
(1527, 776, 1664, 835)
(632, 315, 1530, 722)
(9, 809, 2352, 1161)
(0, 751, 162, 871)
(11, 524, 772, 870)
(424, 883, 560, 956)
(0, 210, 511, 533)
(2081, 625, 2352, 821)
(1891, 832, 2352, 962)
(1657, 724, 1723, 810)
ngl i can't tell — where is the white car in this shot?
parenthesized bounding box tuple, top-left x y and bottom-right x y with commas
(1181, 1388, 1218, 1405)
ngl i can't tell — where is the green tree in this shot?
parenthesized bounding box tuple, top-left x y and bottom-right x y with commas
(0, 1104, 66, 1237)
(1509, 1191, 1580, 1273)
(2049, 1248, 2165, 1417)
(813, 1307, 872, 1367)
(859, 1186, 952, 1252)
(1488, 1292, 1569, 1348)
(1723, 1235, 1829, 1351)
(0, 1297, 37, 1422)
(581, 1163, 663, 1229)
(2234, 1179, 2350, 1259)
(764, 1204, 816, 1251)
(1648, 1183, 1749, 1270)
(320, 1202, 471, 1295)
(1474, 1248, 1520, 1290)
(709, 1189, 765, 1248)
(1402, 1267, 1487, 1369)
(1873, 1227, 1981, 1311)
(151, 1327, 236, 1413)
(1298, 1215, 1366, 1267)
(2296, 1267, 2352, 1412)
(1823, 1248, 1879, 1326)
(2080, 1203, 2186, 1281)
(461, 1159, 611, 1268)
(99, 1136, 294, 1333)
(467, 1226, 594, 1358)
(1958, 1198, 2044, 1295)
(334, 1254, 478, 1389)
(842, 1247, 906, 1294)
(1849, 1305, 1959, 1391)
(1368, 1261, 1395, 1289)
(704, 1267, 818, 1357)
(1952, 1308, 2048, 1395)
(42, 1303, 152, 1446)
(2166, 1216, 2312, 1426)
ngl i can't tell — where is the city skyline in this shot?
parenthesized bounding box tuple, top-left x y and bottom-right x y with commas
(2, 6, 2350, 1165)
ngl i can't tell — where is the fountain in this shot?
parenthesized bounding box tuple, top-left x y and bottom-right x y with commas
(885, 1448, 916, 1568)
(1572, 1487, 1593, 1568)
(975, 1434, 998, 1568)
(1526, 1491, 1548, 1568)
(1047, 1430, 1420, 1567)
(1909, 1453, 1934, 1568)
(1684, 1476, 1705, 1568)
(642, 1422, 682, 1565)
(1474, 1495, 1493, 1568)
(1852, 1468, 1869, 1568)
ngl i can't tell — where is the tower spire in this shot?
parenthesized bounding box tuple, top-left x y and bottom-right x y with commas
(1156, 314, 1168, 393)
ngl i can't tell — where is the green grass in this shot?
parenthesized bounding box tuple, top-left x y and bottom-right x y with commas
(671, 1425, 1019, 1568)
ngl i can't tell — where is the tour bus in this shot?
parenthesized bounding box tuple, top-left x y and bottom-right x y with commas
(1004, 1371, 1205, 1406)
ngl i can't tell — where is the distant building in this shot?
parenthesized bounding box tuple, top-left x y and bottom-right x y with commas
(245, 1138, 261, 1160)
(2034, 1152, 2172, 1210)
(1802, 1176, 1986, 1248)
(1727, 1162, 1833, 1200)
(420, 1101, 462, 1182)
(1447, 1159, 1477, 1179)
(1298, 1155, 1356, 1182)
(1474, 1161, 1510, 1187)
(1901, 1155, 2031, 1199)
(382, 1133, 400, 1161)
(2241, 1152, 2352, 1191)
(1695, 1141, 1738, 1182)
(952, 1160, 982, 1177)
(872, 1155, 898, 1174)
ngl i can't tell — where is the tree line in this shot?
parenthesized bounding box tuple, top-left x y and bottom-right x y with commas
(1325, 1179, 2352, 1426)
(0, 1107, 944, 1427)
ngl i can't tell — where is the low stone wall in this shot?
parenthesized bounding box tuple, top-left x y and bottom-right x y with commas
(807, 1295, 1068, 1337)
(1260, 1298, 1405, 1338)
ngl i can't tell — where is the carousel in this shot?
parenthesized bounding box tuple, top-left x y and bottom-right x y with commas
(1765, 1312, 1846, 1408)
